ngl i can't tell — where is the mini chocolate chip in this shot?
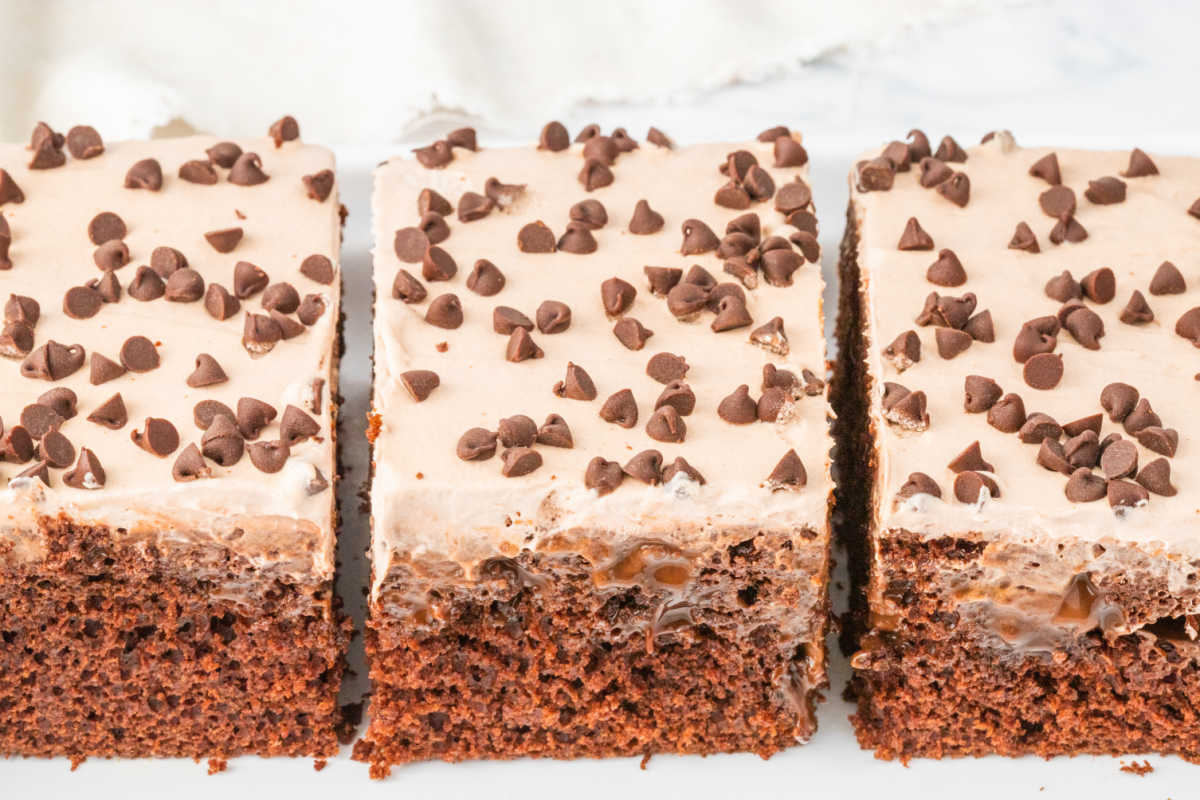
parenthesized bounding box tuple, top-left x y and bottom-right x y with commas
(1137, 457, 1176, 497)
(897, 217, 934, 251)
(463, 260, 505, 297)
(444, 128, 476, 151)
(493, 306, 533, 335)
(179, 352, 228, 389)
(500, 447, 542, 478)
(173, 443, 212, 482)
(1012, 317, 1058, 363)
(150, 246, 187, 278)
(1044, 270, 1081, 302)
(1008, 221, 1040, 253)
(93, 240, 130, 271)
(423, 294, 462, 329)
(198, 415, 244, 467)
(164, 268, 205, 302)
(897, 472, 941, 501)
(1023, 352, 1063, 390)
(962, 311, 993, 343)
(229, 152, 269, 185)
(517, 221, 556, 253)
(63, 285, 102, 319)
(300, 254, 335, 285)
(665, 282, 708, 319)
(1080, 267, 1115, 303)
(1108, 479, 1149, 512)
(558, 221, 598, 254)
(279, 405, 320, 447)
(124, 158, 163, 190)
(757, 387, 791, 422)
(204, 283, 240, 321)
(206, 142, 242, 168)
(918, 157, 952, 188)
(0, 170, 24, 205)
(647, 127, 674, 149)
(585, 456, 623, 495)
(645, 352, 688, 385)
(266, 115, 300, 147)
(1136, 426, 1178, 457)
(717, 385, 757, 424)
(535, 300, 571, 334)
(1176, 307, 1200, 346)
(882, 330, 921, 372)
(856, 157, 894, 192)
(925, 249, 966, 287)
(393, 227, 428, 263)
(457, 428, 497, 461)
(583, 136, 619, 165)
(302, 169, 335, 202)
(536, 414, 573, 448)
(205, 227, 243, 254)
(1037, 439, 1072, 475)
(775, 181, 813, 216)
(242, 312, 282, 355)
(1028, 152, 1061, 184)
(954, 471, 999, 503)
(1150, 261, 1186, 295)
(247, 440, 289, 473)
(1083, 176, 1126, 205)
(641, 404, 684, 444)
(90, 271, 121, 303)
(569, 199, 608, 229)
(711, 294, 753, 332)
(419, 246, 456, 282)
(767, 450, 807, 490)
(963, 375, 1002, 413)
(391, 269, 427, 304)
(495, 415, 536, 448)
(1190, 198, 1200, 219)
(628, 199, 665, 235)
(89, 352, 126, 385)
(599, 389, 638, 428)
(933, 327, 970, 359)
(1, 425, 34, 463)
(1064, 306, 1105, 348)
(622, 449, 663, 485)
(640, 268, 680, 298)
(88, 393, 127, 429)
(179, 159, 219, 185)
(457, 191, 493, 222)
(578, 159, 613, 191)
(948, 441, 993, 473)
(131, 417, 179, 457)
(0, 321, 33, 358)
(504, 328, 543, 362)
(1099, 383, 1139, 424)
(936, 172, 970, 206)
(1064, 430, 1101, 469)
(1122, 148, 1158, 178)
(552, 362, 597, 401)
(934, 136, 967, 162)
(774, 136, 808, 167)
(1100, 439, 1139, 479)
(64, 448, 104, 489)
(606, 317, 653, 351)
(746, 316, 788, 356)
(297, 294, 325, 325)
(1050, 215, 1089, 246)
(88, 211, 126, 245)
(37, 387, 76, 420)
(13, 461, 50, 485)
(66, 126, 104, 159)
(21, 341, 85, 381)
(1119, 290, 1154, 325)
(1039, 185, 1076, 219)
(393, 369, 439, 403)
(21, 403, 62, 439)
(260, 282, 300, 314)
(677, 219, 720, 256)
(119, 336, 159, 373)
(915, 291, 977, 329)
(482, 177, 525, 210)
(600, 277, 636, 317)
(715, 180, 751, 209)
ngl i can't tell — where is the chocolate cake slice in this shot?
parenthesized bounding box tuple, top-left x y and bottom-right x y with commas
(358, 124, 830, 774)
(0, 117, 346, 764)
(836, 130, 1200, 760)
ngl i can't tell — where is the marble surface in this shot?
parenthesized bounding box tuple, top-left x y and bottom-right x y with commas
(6, 0, 1200, 795)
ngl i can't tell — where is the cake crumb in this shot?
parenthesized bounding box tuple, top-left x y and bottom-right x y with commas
(365, 412, 382, 443)
(207, 757, 228, 775)
(313, 758, 327, 772)
(1120, 759, 1153, 776)
(69, 755, 86, 771)
(640, 752, 653, 770)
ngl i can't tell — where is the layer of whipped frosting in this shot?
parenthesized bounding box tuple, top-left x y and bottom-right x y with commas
(0, 133, 340, 578)
(371, 132, 831, 589)
(853, 133, 1200, 556)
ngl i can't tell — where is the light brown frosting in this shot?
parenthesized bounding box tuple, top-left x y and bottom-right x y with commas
(371, 134, 831, 592)
(0, 134, 340, 578)
(852, 134, 1200, 558)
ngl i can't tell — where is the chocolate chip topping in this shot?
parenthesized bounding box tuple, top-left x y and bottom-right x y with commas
(767, 450, 807, 490)
(63, 285, 103, 320)
(301, 169, 335, 202)
(0, 170, 25, 206)
(1028, 152, 1062, 185)
(66, 126, 104, 159)
(628, 199, 665, 235)
(623, 449, 663, 485)
(954, 471, 999, 503)
(897, 472, 941, 501)
(1080, 267, 1116, 303)
(645, 352, 688, 385)
(204, 283, 240, 320)
(718, 384, 758, 425)
(425, 294, 463, 329)
(260, 282, 300, 314)
(93, 240, 130, 271)
(749, 316, 789, 355)
(200, 415, 245, 467)
(557, 221, 598, 254)
(600, 277, 637, 317)
(396, 369, 438, 402)
(204, 227, 243, 254)
(774, 136, 808, 168)
(392, 269, 427, 303)
(21, 341, 85, 381)
(1, 426, 34, 463)
(64, 448, 104, 489)
(179, 159, 219, 185)
(646, 406, 686, 443)
(119, 335, 159, 372)
(1022, 352, 1063, 390)
(232, 397, 275, 441)
(500, 447, 542, 478)
(229, 152, 269, 185)
(936, 172, 970, 207)
(21, 403, 62, 439)
(300, 254, 335, 285)
(1082, 175, 1126, 205)
(584, 456, 623, 495)
(1122, 148, 1158, 178)
(457, 428, 498, 461)
(569, 199, 608, 229)
(457, 191, 494, 222)
(1008, 221, 1040, 253)
(517, 221, 556, 253)
(186, 353, 228, 388)
(1039, 185, 1076, 219)
(1137, 457, 1177, 497)
(1049, 215, 1088, 245)
(552, 362, 597, 401)
(124, 158, 163, 190)
(172, 444, 212, 482)
(883, 330, 921, 372)
(679, 219, 719, 256)
(536, 414, 573, 448)
(204, 141, 241, 168)
(87, 393, 127, 429)
(948, 441, 993, 473)
(920, 160, 949, 189)
(39, 434, 72, 474)
(279, 405, 320, 447)
(268, 115, 300, 147)
(131, 417, 179, 457)
(0, 321, 33, 358)
(897, 217, 934, 251)
(925, 249, 967, 287)
(88, 211, 127, 245)
(247, 440, 289, 473)
(599, 389, 638, 428)
(164, 268, 205, 302)
(1064, 305, 1105, 347)
(644, 267, 682, 296)
(497, 415, 537, 448)
(1147, 261, 1185, 295)
(465, 260, 506, 296)
(1119, 290, 1154, 325)
(37, 387, 77, 421)
(647, 127, 674, 149)
(1107, 479, 1149, 511)
(536, 300, 571, 334)
(1037, 439, 1072, 475)
(242, 313, 282, 355)
(505, 328, 543, 362)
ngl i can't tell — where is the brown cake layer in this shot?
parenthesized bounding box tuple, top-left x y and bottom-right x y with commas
(0, 515, 348, 763)
(851, 532, 1200, 762)
(353, 529, 828, 777)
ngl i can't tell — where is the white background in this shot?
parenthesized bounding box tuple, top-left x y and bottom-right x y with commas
(6, 0, 1199, 796)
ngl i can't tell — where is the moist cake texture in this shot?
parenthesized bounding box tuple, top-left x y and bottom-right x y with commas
(0, 118, 346, 763)
(836, 130, 1200, 761)
(360, 124, 831, 773)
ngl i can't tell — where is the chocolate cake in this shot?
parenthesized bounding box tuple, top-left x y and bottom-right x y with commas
(835, 130, 1200, 760)
(358, 124, 830, 774)
(0, 117, 347, 763)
